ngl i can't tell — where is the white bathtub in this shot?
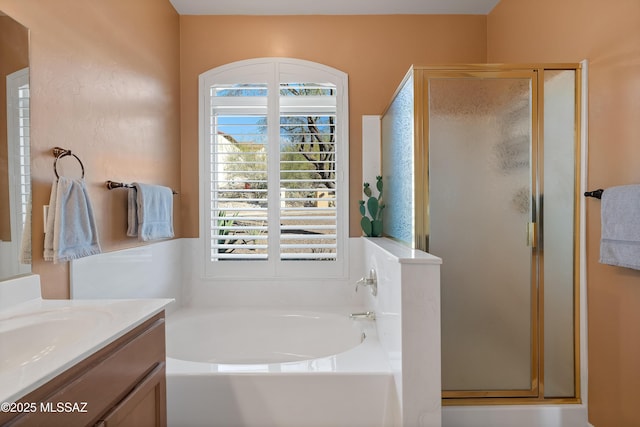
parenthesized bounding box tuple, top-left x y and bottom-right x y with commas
(165, 308, 399, 427)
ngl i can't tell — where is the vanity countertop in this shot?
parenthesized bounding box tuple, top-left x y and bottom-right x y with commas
(0, 297, 173, 404)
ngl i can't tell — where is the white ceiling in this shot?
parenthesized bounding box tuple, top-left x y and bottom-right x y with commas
(169, 0, 501, 15)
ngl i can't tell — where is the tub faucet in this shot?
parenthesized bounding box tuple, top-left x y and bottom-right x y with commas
(350, 311, 376, 320)
(355, 268, 377, 296)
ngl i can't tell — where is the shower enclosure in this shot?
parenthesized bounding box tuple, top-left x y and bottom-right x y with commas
(381, 65, 581, 403)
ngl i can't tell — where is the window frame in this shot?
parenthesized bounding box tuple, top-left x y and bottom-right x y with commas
(199, 58, 349, 280)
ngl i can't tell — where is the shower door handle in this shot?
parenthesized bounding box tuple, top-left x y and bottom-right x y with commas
(526, 222, 537, 248)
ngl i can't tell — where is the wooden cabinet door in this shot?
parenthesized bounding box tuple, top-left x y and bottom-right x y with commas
(96, 363, 166, 427)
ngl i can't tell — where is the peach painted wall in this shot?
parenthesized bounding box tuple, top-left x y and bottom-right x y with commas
(488, 1, 640, 425)
(178, 14, 487, 237)
(0, 0, 181, 298)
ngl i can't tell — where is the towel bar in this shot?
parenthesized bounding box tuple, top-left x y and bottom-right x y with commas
(52, 147, 85, 179)
(584, 189, 604, 199)
(106, 180, 178, 195)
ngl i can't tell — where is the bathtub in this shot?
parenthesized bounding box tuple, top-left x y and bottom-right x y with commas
(165, 308, 399, 427)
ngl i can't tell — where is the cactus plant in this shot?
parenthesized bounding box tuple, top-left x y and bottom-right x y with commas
(359, 176, 385, 237)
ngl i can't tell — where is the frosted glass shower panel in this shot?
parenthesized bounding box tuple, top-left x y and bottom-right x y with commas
(378, 65, 581, 401)
(381, 75, 415, 245)
(430, 77, 536, 392)
(543, 69, 577, 398)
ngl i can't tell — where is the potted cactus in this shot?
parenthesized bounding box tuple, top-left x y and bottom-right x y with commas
(359, 176, 385, 237)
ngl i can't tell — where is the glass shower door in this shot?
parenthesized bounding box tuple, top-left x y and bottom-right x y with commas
(427, 72, 539, 397)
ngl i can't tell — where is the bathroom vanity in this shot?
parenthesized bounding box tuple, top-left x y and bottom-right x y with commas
(0, 276, 172, 427)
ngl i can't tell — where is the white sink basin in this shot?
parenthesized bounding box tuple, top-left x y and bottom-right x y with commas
(0, 297, 172, 404)
(0, 307, 114, 369)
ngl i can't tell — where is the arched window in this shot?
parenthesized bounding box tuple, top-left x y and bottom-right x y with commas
(199, 58, 349, 279)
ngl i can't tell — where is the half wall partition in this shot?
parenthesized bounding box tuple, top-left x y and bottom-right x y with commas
(381, 64, 581, 403)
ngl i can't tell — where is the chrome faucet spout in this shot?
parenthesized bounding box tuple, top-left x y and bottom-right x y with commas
(349, 311, 376, 320)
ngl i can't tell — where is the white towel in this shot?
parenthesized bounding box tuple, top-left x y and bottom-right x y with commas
(128, 183, 174, 241)
(600, 184, 640, 270)
(44, 177, 101, 263)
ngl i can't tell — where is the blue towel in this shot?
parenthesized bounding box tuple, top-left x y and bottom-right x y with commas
(129, 183, 174, 241)
(600, 184, 640, 270)
(127, 187, 138, 237)
(44, 177, 101, 263)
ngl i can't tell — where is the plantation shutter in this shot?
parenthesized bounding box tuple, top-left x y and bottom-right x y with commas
(279, 83, 338, 261)
(18, 82, 30, 227)
(209, 83, 269, 260)
(203, 58, 349, 278)
(202, 60, 349, 278)
(209, 82, 338, 262)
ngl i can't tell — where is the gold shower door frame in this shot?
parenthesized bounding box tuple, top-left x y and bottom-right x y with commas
(412, 65, 582, 404)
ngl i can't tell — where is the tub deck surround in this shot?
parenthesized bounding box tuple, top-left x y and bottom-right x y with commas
(67, 237, 444, 425)
(362, 237, 443, 265)
(180, 237, 368, 308)
(71, 239, 184, 311)
(165, 307, 398, 427)
(70, 238, 368, 310)
(362, 237, 443, 427)
(0, 276, 173, 403)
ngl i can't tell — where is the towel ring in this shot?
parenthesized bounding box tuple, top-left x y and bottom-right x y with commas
(53, 147, 85, 179)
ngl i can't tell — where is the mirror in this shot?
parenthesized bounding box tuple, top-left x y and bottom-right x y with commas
(0, 11, 30, 281)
